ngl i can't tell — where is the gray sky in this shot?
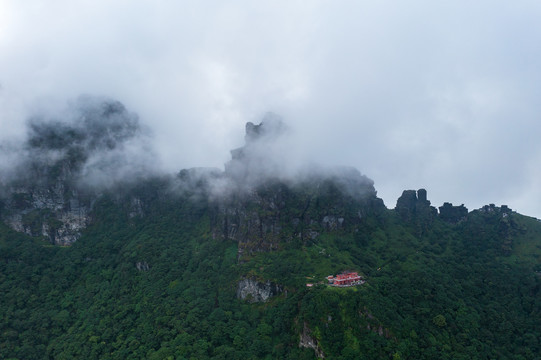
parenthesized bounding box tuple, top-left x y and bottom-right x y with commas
(1, 0, 541, 218)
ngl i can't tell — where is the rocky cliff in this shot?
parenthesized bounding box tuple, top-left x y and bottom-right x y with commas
(0, 97, 149, 245)
(211, 116, 384, 260)
(236, 277, 283, 303)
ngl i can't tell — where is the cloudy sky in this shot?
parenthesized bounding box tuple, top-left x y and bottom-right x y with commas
(1, 0, 541, 218)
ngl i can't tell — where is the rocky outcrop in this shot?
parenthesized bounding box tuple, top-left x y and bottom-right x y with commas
(135, 261, 150, 271)
(213, 119, 384, 260)
(2, 113, 386, 250)
(236, 277, 282, 303)
(439, 202, 468, 223)
(0, 97, 150, 245)
(1, 181, 93, 245)
(299, 322, 325, 359)
(395, 188, 437, 222)
(211, 174, 383, 260)
(480, 203, 512, 215)
(477, 204, 519, 255)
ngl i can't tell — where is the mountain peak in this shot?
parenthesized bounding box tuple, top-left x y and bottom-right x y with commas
(245, 112, 287, 144)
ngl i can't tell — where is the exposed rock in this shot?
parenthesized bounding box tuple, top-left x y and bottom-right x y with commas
(211, 175, 383, 260)
(439, 202, 468, 223)
(136, 261, 150, 271)
(476, 204, 521, 255)
(480, 203, 512, 215)
(128, 197, 144, 218)
(236, 277, 282, 303)
(1, 186, 92, 245)
(359, 308, 393, 339)
(396, 189, 418, 217)
(299, 322, 325, 359)
(213, 119, 384, 259)
(0, 97, 149, 245)
(395, 188, 437, 223)
(322, 215, 344, 231)
(224, 113, 288, 185)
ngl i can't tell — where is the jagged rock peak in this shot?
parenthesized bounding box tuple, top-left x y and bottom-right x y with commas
(479, 203, 512, 214)
(224, 114, 291, 184)
(396, 189, 431, 211)
(223, 114, 380, 205)
(245, 112, 287, 144)
(395, 188, 437, 221)
(229, 113, 288, 164)
(439, 202, 468, 223)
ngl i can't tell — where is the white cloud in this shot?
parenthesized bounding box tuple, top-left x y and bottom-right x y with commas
(2, 0, 541, 217)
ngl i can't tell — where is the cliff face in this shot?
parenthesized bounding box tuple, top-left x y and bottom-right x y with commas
(211, 116, 384, 260)
(299, 322, 325, 359)
(0, 111, 384, 249)
(236, 277, 283, 303)
(395, 188, 437, 222)
(1, 185, 92, 245)
(0, 151, 96, 245)
(211, 176, 383, 260)
(0, 97, 148, 245)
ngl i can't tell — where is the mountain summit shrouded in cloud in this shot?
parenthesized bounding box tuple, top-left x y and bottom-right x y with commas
(219, 112, 376, 202)
(2, 1, 541, 217)
(1, 96, 156, 189)
(225, 112, 289, 184)
(0, 104, 379, 244)
(0, 96, 157, 244)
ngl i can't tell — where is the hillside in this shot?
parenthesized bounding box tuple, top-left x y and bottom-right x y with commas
(1, 101, 540, 359)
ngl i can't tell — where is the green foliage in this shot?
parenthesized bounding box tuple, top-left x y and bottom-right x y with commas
(432, 314, 447, 327)
(0, 181, 540, 359)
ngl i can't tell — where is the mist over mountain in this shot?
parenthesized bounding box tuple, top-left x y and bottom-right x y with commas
(0, 97, 380, 245)
(1, 97, 540, 359)
(2, 2, 541, 357)
(0, 96, 156, 190)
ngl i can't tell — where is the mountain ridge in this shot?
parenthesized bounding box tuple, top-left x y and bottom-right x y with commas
(1, 99, 540, 359)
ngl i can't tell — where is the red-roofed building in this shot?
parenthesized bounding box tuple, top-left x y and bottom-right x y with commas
(327, 272, 362, 286)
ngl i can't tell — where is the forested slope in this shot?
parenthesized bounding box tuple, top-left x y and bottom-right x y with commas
(1, 177, 540, 359)
(1, 109, 540, 359)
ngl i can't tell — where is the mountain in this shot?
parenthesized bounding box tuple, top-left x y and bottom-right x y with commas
(1, 100, 540, 359)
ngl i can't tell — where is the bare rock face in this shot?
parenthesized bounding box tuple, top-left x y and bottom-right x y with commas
(212, 118, 384, 260)
(211, 175, 383, 260)
(439, 202, 468, 223)
(1, 180, 93, 245)
(395, 188, 437, 221)
(236, 277, 282, 303)
(0, 96, 149, 245)
(299, 322, 325, 359)
(135, 261, 150, 271)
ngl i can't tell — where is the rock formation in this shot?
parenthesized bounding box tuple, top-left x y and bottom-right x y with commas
(299, 322, 325, 359)
(395, 188, 437, 222)
(212, 117, 384, 259)
(0, 97, 148, 245)
(438, 202, 468, 223)
(236, 277, 283, 303)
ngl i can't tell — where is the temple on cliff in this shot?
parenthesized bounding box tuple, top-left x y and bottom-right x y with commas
(327, 272, 363, 286)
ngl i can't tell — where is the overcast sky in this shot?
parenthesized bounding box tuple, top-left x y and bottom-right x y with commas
(1, 0, 541, 218)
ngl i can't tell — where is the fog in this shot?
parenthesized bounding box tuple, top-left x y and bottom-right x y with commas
(1, 1, 541, 217)
(0, 96, 156, 190)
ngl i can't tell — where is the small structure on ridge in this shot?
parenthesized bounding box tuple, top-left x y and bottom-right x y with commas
(327, 272, 364, 287)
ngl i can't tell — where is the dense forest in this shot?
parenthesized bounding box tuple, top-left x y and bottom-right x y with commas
(1, 177, 540, 359)
(1, 107, 540, 359)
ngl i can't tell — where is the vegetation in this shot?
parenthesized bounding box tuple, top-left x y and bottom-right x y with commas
(1, 180, 540, 359)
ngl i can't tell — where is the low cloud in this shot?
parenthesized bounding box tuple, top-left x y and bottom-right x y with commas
(0, 96, 158, 189)
(2, 1, 541, 217)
